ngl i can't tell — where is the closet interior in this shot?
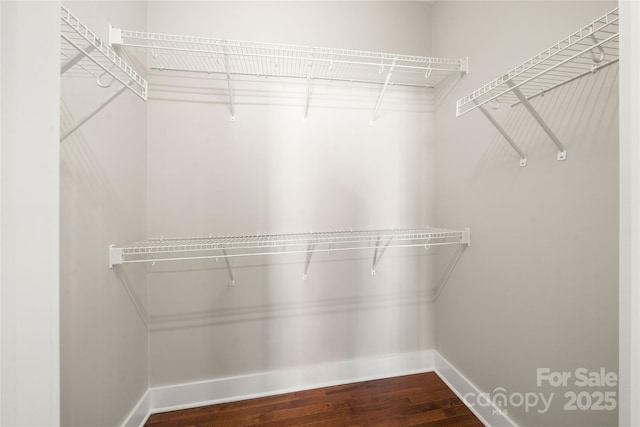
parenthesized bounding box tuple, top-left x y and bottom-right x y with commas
(57, 2, 621, 427)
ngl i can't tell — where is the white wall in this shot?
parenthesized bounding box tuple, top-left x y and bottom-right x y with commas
(143, 1, 439, 387)
(619, 1, 640, 425)
(432, 2, 618, 426)
(0, 2, 60, 426)
(60, 2, 149, 426)
(1, 1, 637, 426)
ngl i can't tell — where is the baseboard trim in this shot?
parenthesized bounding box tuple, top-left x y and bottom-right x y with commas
(122, 350, 516, 427)
(121, 350, 434, 426)
(149, 350, 434, 414)
(121, 389, 151, 427)
(434, 351, 517, 427)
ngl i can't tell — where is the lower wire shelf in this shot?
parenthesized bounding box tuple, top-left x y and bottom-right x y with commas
(109, 226, 470, 284)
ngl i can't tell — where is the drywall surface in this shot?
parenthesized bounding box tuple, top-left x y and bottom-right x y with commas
(618, 2, 640, 425)
(144, 1, 439, 387)
(432, 2, 618, 426)
(60, 2, 148, 426)
(1, 2, 60, 425)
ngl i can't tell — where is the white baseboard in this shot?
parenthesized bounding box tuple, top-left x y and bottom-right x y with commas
(434, 351, 517, 427)
(121, 349, 434, 426)
(121, 389, 151, 427)
(150, 350, 435, 414)
(122, 350, 517, 427)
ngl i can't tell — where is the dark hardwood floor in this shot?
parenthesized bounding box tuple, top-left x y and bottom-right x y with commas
(145, 372, 483, 426)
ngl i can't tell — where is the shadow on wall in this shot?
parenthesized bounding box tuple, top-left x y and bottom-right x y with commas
(145, 71, 434, 119)
(112, 250, 439, 332)
(474, 64, 619, 170)
(113, 266, 149, 330)
(61, 102, 130, 227)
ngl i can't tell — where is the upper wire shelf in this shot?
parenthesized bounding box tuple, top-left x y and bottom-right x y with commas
(109, 28, 467, 124)
(110, 29, 467, 89)
(109, 227, 470, 283)
(456, 7, 619, 117)
(60, 5, 148, 101)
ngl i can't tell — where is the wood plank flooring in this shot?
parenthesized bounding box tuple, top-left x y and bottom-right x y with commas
(145, 372, 483, 426)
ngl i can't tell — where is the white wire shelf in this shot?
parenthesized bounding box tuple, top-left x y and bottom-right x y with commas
(457, 7, 618, 117)
(109, 28, 467, 124)
(110, 29, 465, 88)
(61, 6, 148, 100)
(455, 7, 619, 166)
(109, 227, 470, 283)
(60, 6, 148, 141)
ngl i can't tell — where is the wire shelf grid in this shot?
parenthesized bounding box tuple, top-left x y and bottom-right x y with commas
(110, 227, 470, 265)
(115, 29, 466, 88)
(456, 7, 619, 116)
(60, 5, 148, 100)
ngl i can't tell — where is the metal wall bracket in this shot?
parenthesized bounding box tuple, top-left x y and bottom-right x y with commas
(506, 81, 566, 161)
(476, 103, 527, 167)
(221, 249, 235, 286)
(221, 47, 236, 122)
(370, 60, 395, 126)
(303, 243, 315, 280)
(371, 237, 392, 275)
(304, 64, 313, 120)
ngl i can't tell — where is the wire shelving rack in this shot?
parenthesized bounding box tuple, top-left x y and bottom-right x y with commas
(109, 28, 468, 124)
(61, 6, 147, 99)
(456, 7, 619, 165)
(109, 227, 471, 285)
(60, 5, 148, 140)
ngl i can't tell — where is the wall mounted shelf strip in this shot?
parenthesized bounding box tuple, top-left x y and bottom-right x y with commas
(108, 28, 467, 124)
(456, 7, 619, 164)
(109, 227, 471, 284)
(60, 5, 148, 140)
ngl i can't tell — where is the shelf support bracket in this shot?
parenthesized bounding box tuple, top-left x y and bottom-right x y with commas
(476, 102, 527, 166)
(221, 46, 236, 121)
(506, 80, 566, 161)
(371, 237, 392, 275)
(61, 82, 130, 141)
(61, 44, 95, 75)
(221, 249, 235, 286)
(304, 64, 313, 120)
(303, 243, 315, 280)
(370, 60, 395, 126)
